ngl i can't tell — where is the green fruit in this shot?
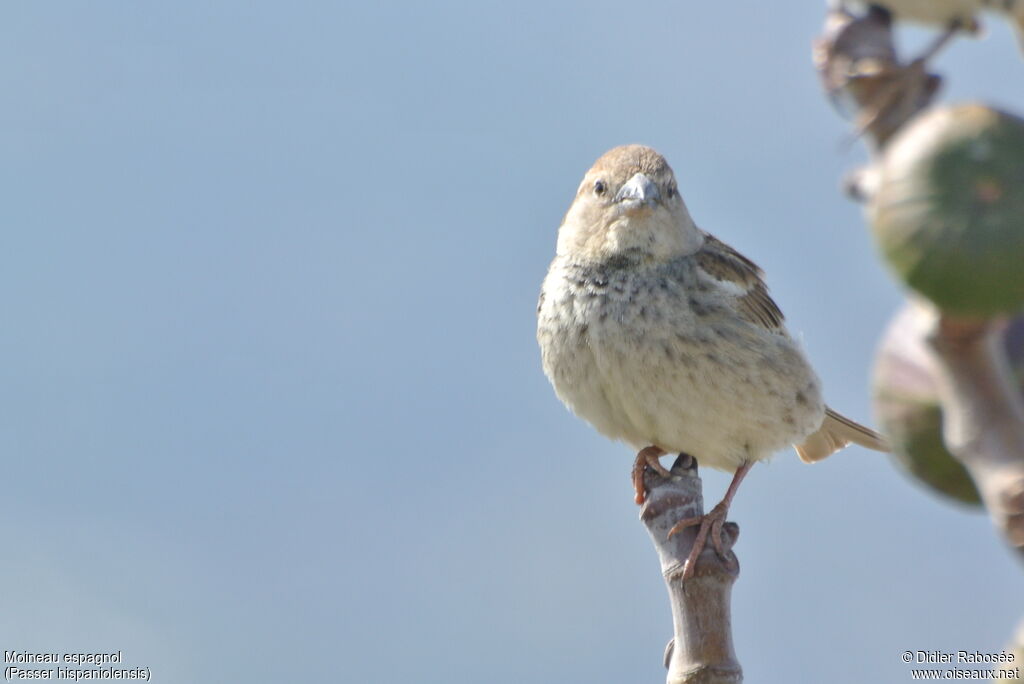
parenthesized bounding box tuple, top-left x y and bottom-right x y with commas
(875, 303, 1013, 506)
(875, 395, 982, 506)
(871, 104, 1024, 317)
(873, 303, 1024, 506)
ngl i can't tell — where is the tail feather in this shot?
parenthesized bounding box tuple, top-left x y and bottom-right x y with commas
(794, 407, 889, 463)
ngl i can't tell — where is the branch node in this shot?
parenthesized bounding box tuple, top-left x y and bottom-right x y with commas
(641, 461, 742, 682)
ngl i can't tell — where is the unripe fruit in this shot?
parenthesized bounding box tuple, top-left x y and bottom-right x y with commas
(871, 104, 1024, 316)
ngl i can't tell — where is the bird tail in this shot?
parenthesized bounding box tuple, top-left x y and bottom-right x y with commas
(794, 407, 889, 463)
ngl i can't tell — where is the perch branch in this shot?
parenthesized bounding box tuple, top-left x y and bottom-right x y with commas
(641, 455, 742, 684)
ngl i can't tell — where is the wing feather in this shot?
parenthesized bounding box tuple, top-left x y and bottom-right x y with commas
(695, 234, 785, 330)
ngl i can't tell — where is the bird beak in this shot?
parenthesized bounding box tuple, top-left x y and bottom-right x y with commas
(614, 172, 661, 211)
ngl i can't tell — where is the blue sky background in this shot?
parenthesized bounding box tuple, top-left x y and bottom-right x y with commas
(2, 3, 1023, 682)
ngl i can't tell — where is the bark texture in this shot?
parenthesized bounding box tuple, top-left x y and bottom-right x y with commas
(640, 455, 742, 684)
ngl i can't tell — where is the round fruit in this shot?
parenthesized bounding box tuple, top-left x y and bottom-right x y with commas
(873, 302, 1024, 507)
(871, 104, 1024, 317)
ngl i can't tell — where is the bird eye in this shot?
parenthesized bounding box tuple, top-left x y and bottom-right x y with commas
(593, 180, 607, 196)
(667, 184, 677, 199)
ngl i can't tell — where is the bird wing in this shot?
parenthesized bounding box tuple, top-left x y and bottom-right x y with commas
(695, 234, 785, 331)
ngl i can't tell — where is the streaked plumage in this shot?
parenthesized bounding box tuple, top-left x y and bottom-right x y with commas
(537, 145, 887, 575)
(538, 144, 884, 472)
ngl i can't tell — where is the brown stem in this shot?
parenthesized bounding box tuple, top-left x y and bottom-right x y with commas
(928, 315, 1024, 553)
(814, 7, 941, 158)
(640, 455, 742, 684)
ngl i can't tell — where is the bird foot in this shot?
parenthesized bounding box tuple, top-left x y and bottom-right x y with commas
(667, 501, 733, 580)
(632, 446, 669, 505)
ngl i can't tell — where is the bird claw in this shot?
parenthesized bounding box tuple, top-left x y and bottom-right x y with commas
(632, 446, 669, 505)
(667, 501, 732, 580)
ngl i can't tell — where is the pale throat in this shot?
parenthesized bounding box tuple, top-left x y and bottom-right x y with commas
(603, 213, 704, 260)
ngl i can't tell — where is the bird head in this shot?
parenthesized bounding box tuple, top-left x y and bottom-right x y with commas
(556, 145, 704, 262)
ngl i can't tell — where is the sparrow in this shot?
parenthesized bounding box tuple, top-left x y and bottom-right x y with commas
(537, 145, 888, 578)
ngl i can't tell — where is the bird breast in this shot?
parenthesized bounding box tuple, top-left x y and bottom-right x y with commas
(537, 255, 826, 471)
